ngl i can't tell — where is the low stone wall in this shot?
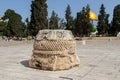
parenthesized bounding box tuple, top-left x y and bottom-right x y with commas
(75, 37, 119, 40)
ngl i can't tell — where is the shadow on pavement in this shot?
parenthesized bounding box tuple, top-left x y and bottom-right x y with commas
(20, 60, 29, 67)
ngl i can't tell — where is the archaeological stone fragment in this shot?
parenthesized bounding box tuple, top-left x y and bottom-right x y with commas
(29, 30, 79, 70)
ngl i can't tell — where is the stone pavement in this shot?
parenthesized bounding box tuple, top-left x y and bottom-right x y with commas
(0, 40, 120, 80)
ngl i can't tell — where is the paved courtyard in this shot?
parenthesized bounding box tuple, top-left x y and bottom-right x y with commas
(0, 40, 120, 80)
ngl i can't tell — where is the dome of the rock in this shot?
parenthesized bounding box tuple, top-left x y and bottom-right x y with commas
(89, 10, 97, 20)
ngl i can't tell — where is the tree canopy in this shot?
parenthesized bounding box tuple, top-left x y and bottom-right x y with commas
(111, 4, 120, 36)
(97, 4, 109, 36)
(2, 9, 23, 37)
(0, 21, 7, 36)
(75, 5, 92, 36)
(65, 5, 74, 31)
(29, 0, 48, 36)
(1, 2, 120, 37)
(49, 11, 59, 29)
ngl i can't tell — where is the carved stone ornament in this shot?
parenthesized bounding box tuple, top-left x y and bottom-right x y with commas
(29, 30, 80, 71)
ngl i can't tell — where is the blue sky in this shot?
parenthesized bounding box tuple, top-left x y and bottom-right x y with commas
(0, 0, 120, 22)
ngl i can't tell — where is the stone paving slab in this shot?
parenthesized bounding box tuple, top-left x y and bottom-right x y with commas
(0, 40, 120, 80)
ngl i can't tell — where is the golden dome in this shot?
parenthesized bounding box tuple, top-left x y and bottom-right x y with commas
(89, 10, 97, 20)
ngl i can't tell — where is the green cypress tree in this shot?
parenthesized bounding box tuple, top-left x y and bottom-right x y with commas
(80, 7, 86, 36)
(29, 0, 48, 36)
(105, 14, 109, 35)
(75, 12, 83, 36)
(97, 4, 109, 36)
(24, 18, 30, 36)
(59, 18, 66, 29)
(49, 11, 59, 29)
(75, 5, 92, 36)
(111, 4, 120, 36)
(65, 5, 74, 30)
(2, 9, 23, 37)
(85, 5, 92, 36)
(0, 21, 7, 36)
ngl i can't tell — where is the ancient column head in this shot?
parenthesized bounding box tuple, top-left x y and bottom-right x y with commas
(29, 30, 80, 71)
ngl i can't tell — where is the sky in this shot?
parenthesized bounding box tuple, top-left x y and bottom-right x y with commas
(0, 0, 120, 22)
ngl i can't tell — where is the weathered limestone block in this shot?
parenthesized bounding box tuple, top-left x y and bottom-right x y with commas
(29, 30, 79, 70)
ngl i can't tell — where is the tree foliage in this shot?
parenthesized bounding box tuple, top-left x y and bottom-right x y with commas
(2, 9, 23, 37)
(59, 18, 66, 29)
(0, 21, 7, 36)
(2, 2, 120, 37)
(97, 4, 109, 36)
(49, 11, 59, 29)
(75, 5, 92, 36)
(65, 5, 74, 31)
(29, 0, 48, 36)
(24, 18, 30, 36)
(110, 4, 120, 36)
